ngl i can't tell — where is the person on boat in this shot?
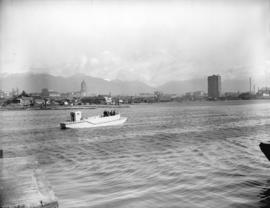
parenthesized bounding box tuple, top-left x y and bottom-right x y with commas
(110, 110, 113, 116)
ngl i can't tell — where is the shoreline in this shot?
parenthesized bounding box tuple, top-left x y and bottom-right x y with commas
(0, 104, 130, 111)
(1, 99, 270, 111)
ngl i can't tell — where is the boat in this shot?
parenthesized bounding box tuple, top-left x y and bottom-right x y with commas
(60, 110, 127, 129)
(259, 142, 270, 161)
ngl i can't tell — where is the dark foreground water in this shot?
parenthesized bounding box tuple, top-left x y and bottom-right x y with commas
(2, 100, 270, 208)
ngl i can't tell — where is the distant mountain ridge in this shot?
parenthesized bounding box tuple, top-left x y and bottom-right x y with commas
(0, 73, 155, 95)
(158, 79, 207, 94)
(0, 73, 252, 95)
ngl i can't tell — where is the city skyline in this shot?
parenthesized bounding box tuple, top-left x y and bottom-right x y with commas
(1, 0, 270, 87)
(0, 72, 265, 96)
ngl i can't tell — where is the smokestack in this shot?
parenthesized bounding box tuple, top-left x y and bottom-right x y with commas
(249, 77, 252, 93)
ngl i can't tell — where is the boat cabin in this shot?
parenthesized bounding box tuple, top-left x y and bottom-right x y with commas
(70, 111, 82, 122)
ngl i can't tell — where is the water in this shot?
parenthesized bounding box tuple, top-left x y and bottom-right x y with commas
(1, 100, 270, 208)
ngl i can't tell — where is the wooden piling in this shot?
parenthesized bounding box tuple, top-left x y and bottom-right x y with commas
(0, 157, 58, 208)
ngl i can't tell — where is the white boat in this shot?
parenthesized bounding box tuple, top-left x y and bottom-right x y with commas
(60, 111, 127, 129)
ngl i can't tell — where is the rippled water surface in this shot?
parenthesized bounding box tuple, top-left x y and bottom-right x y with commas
(2, 100, 270, 208)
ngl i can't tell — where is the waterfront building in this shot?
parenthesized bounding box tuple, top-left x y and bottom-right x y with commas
(193, 91, 205, 98)
(80, 80, 87, 97)
(41, 88, 60, 98)
(48, 90, 60, 98)
(16, 96, 33, 106)
(104, 96, 113, 104)
(11, 88, 20, 97)
(159, 94, 172, 102)
(208, 75, 221, 99)
(34, 98, 44, 106)
(257, 87, 270, 98)
(29, 92, 41, 97)
(139, 93, 155, 98)
(183, 91, 206, 101)
(0, 90, 4, 99)
(0, 90, 11, 99)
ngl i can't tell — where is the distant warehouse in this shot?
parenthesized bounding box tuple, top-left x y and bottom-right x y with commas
(208, 75, 221, 100)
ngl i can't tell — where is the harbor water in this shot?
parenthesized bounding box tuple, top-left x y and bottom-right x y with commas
(1, 100, 270, 208)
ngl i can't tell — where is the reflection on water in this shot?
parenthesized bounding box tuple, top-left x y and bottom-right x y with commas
(1, 100, 270, 208)
(259, 180, 270, 208)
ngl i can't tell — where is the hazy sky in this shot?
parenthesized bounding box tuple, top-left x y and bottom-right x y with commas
(0, 0, 269, 86)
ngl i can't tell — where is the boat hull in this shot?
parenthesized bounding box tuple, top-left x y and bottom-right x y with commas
(60, 117, 127, 129)
(259, 142, 270, 161)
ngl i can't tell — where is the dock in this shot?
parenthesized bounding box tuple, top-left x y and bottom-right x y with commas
(0, 155, 58, 208)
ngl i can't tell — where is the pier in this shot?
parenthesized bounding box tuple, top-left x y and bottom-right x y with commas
(0, 153, 58, 208)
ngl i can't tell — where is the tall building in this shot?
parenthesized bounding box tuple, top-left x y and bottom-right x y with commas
(80, 80, 87, 97)
(41, 88, 49, 97)
(208, 75, 221, 99)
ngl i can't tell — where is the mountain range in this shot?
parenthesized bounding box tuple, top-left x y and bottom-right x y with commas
(0, 73, 251, 95)
(0, 73, 154, 95)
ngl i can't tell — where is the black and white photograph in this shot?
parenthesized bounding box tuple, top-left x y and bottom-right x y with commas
(1, 0, 270, 207)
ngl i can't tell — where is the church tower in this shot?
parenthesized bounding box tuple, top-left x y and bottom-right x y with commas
(80, 80, 87, 97)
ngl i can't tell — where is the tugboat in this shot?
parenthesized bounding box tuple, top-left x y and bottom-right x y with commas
(259, 142, 270, 161)
(60, 110, 127, 129)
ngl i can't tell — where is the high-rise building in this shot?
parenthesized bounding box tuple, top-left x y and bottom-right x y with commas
(80, 80, 87, 97)
(41, 88, 49, 97)
(208, 75, 221, 99)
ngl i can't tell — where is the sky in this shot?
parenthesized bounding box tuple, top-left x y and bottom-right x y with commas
(0, 0, 269, 87)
